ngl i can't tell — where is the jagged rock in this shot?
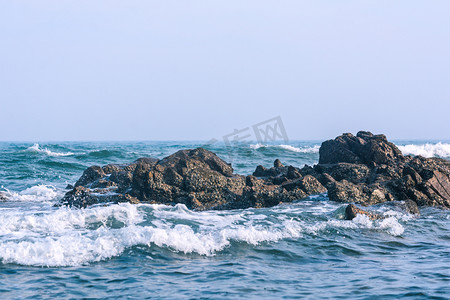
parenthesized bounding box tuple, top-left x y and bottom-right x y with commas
(253, 160, 288, 178)
(314, 163, 370, 183)
(344, 204, 382, 220)
(61, 131, 450, 210)
(253, 165, 267, 177)
(359, 134, 403, 165)
(252, 160, 303, 186)
(0, 191, 7, 201)
(62, 148, 325, 209)
(274, 159, 284, 168)
(287, 165, 302, 180)
(75, 166, 106, 187)
(317, 131, 450, 208)
(296, 175, 326, 195)
(327, 180, 369, 204)
(319, 131, 402, 166)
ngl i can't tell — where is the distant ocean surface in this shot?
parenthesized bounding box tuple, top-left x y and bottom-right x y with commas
(1, 141, 450, 299)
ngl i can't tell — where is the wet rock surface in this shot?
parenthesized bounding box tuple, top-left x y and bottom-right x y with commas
(344, 204, 383, 220)
(61, 148, 326, 209)
(316, 132, 450, 209)
(61, 131, 450, 211)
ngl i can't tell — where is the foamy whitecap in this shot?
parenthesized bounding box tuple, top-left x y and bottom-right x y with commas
(26, 143, 75, 157)
(327, 213, 404, 236)
(397, 142, 450, 158)
(0, 202, 407, 267)
(0, 203, 305, 266)
(250, 144, 320, 153)
(3, 185, 61, 202)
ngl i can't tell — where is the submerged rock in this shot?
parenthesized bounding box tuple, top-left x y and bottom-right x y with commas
(342, 200, 420, 221)
(402, 199, 421, 216)
(344, 204, 382, 220)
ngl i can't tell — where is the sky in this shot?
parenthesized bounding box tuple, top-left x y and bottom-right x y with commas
(0, 1, 449, 141)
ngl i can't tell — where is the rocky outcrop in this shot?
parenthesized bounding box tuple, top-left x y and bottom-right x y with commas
(0, 191, 7, 201)
(315, 131, 450, 209)
(61, 148, 326, 209)
(61, 131, 450, 211)
(319, 131, 403, 165)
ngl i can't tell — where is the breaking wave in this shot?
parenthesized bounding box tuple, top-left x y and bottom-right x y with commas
(0, 203, 406, 267)
(250, 144, 320, 153)
(26, 144, 75, 157)
(397, 142, 450, 158)
(1, 185, 61, 202)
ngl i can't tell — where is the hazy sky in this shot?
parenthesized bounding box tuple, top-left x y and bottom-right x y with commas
(0, 1, 449, 141)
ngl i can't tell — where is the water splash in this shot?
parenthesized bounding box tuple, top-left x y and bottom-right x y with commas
(26, 144, 75, 157)
(397, 142, 450, 158)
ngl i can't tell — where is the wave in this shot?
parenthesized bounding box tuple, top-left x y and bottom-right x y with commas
(397, 143, 450, 158)
(1, 185, 61, 202)
(0, 203, 405, 267)
(250, 144, 320, 153)
(85, 149, 124, 158)
(26, 144, 75, 157)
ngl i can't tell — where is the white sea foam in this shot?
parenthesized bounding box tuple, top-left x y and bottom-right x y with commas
(397, 142, 450, 158)
(250, 144, 320, 153)
(0, 202, 408, 267)
(0, 203, 305, 266)
(327, 213, 404, 236)
(2, 185, 61, 202)
(26, 144, 74, 157)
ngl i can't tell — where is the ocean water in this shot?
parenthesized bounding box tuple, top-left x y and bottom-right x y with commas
(1, 141, 450, 299)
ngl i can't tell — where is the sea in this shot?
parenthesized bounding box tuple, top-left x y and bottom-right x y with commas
(1, 140, 450, 299)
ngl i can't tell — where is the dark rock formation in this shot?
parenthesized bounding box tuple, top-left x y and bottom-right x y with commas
(61, 131, 450, 211)
(344, 204, 382, 220)
(61, 148, 326, 209)
(316, 131, 450, 209)
(319, 131, 402, 165)
(0, 191, 7, 201)
(402, 199, 420, 215)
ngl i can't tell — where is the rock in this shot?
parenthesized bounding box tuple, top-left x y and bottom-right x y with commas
(319, 131, 402, 166)
(280, 175, 326, 196)
(297, 175, 326, 195)
(359, 134, 403, 165)
(327, 180, 369, 204)
(314, 163, 370, 183)
(75, 166, 105, 187)
(404, 199, 420, 215)
(319, 133, 365, 164)
(316, 131, 450, 209)
(420, 170, 450, 207)
(61, 148, 326, 209)
(287, 165, 302, 180)
(274, 159, 284, 168)
(0, 191, 7, 201)
(61, 131, 450, 211)
(253, 165, 267, 177)
(344, 204, 382, 220)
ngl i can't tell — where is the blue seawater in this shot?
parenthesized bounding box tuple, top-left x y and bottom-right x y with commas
(0, 141, 449, 299)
